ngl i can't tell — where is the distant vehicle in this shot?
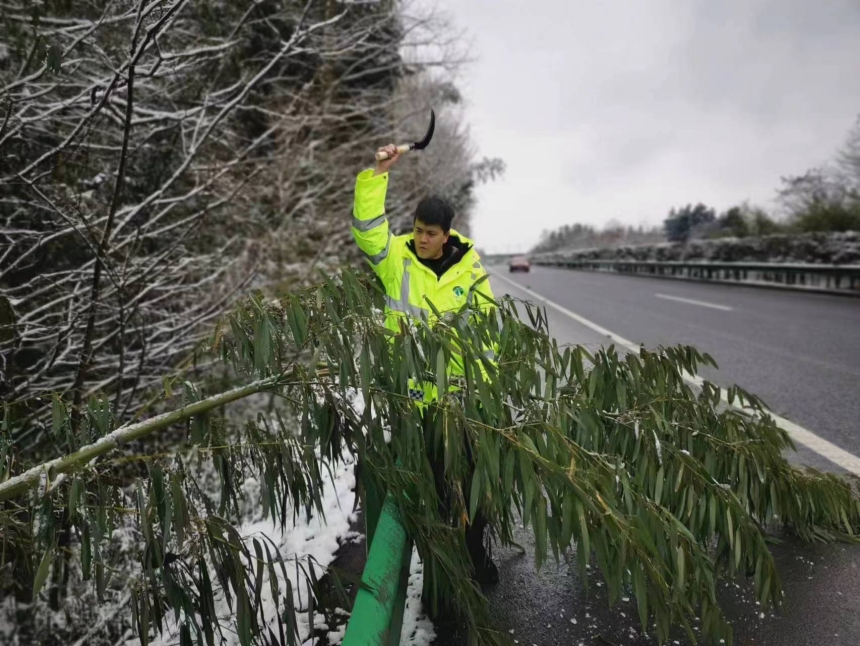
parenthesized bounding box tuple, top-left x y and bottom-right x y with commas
(509, 256, 531, 273)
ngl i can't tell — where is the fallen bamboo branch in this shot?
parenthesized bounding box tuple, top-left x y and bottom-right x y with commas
(0, 375, 285, 502)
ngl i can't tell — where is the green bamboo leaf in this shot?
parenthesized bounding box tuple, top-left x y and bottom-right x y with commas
(474, 364, 496, 418)
(359, 344, 371, 410)
(469, 469, 482, 523)
(141, 591, 150, 646)
(199, 560, 216, 646)
(615, 378, 626, 410)
(81, 521, 92, 581)
(150, 466, 166, 524)
(171, 476, 188, 550)
(519, 433, 539, 456)
(840, 507, 853, 535)
(577, 500, 589, 559)
(291, 300, 309, 346)
(685, 485, 696, 519)
(760, 573, 773, 607)
(131, 589, 140, 640)
(676, 545, 685, 595)
(633, 565, 648, 630)
(262, 542, 281, 615)
(46, 43, 62, 73)
(51, 395, 66, 435)
(654, 466, 665, 504)
(535, 500, 548, 569)
(734, 528, 743, 569)
(237, 580, 252, 646)
(161, 489, 173, 555)
(254, 313, 271, 376)
(525, 303, 538, 328)
(709, 494, 717, 536)
(230, 317, 251, 362)
(588, 367, 599, 399)
(622, 472, 634, 514)
(68, 477, 82, 523)
(436, 347, 447, 397)
(33, 545, 53, 599)
(253, 539, 265, 611)
(280, 571, 297, 645)
(561, 494, 573, 547)
(726, 508, 734, 546)
(503, 450, 516, 494)
(674, 463, 685, 492)
(522, 471, 534, 528)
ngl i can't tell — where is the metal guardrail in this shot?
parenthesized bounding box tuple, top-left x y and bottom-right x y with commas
(534, 259, 860, 295)
(341, 479, 412, 646)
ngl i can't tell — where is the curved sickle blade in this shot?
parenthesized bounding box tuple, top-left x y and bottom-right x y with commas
(412, 109, 435, 150)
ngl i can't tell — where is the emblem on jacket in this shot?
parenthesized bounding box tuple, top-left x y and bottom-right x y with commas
(453, 286, 465, 298)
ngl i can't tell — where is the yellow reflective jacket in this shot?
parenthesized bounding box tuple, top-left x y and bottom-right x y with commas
(351, 169, 496, 396)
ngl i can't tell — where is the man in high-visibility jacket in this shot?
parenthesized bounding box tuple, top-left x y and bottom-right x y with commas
(352, 145, 495, 339)
(352, 143, 499, 584)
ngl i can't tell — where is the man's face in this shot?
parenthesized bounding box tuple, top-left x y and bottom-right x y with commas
(413, 219, 449, 260)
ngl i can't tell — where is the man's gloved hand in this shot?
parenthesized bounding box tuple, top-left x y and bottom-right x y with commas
(374, 143, 400, 176)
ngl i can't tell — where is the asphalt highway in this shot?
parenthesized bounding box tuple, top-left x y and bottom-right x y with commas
(429, 265, 860, 646)
(432, 523, 860, 646)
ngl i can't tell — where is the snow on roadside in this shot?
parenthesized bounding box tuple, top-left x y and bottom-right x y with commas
(127, 455, 357, 646)
(346, 388, 365, 417)
(325, 547, 435, 646)
(345, 388, 391, 443)
(123, 388, 428, 646)
(401, 549, 436, 646)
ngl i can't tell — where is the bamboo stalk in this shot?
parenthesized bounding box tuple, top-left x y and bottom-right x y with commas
(0, 376, 282, 502)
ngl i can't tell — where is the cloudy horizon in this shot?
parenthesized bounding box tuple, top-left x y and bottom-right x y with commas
(432, 0, 860, 254)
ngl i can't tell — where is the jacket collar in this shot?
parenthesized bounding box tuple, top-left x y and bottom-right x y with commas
(406, 230, 476, 276)
(406, 229, 475, 257)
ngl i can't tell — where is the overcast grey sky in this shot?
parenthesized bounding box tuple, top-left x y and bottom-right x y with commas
(432, 0, 860, 253)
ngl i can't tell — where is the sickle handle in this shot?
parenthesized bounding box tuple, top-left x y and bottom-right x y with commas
(376, 144, 411, 161)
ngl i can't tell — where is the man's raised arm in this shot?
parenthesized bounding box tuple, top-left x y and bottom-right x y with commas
(352, 144, 401, 279)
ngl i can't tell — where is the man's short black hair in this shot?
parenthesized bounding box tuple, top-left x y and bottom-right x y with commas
(414, 196, 455, 233)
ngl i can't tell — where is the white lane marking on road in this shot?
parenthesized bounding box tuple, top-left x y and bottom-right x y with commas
(492, 272, 636, 348)
(492, 271, 860, 476)
(655, 293, 733, 311)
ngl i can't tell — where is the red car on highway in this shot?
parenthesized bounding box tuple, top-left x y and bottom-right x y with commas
(509, 256, 531, 273)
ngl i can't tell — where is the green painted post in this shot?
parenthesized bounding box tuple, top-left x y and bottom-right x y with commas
(342, 493, 412, 646)
(385, 538, 413, 646)
(363, 468, 385, 552)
